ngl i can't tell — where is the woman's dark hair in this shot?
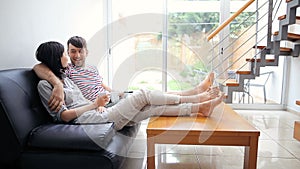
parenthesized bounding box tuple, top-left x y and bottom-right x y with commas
(35, 41, 65, 79)
(67, 36, 87, 49)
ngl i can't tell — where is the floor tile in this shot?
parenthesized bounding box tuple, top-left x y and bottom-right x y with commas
(276, 140, 300, 158)
(122, 153, 146, 169)
(258, 136, 295, 158)
(197, 155, 244, 169)
(157, 144, 197, 155)
(261, 128, 295, 140)
(156, 153, 201, 169)
(257, 157, 300, 169)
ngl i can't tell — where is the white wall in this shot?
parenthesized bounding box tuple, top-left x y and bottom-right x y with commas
(0, 0, 104, 70)
(287, 57, 300, 112)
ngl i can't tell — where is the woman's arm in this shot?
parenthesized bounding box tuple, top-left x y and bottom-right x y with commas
(38, 80, 108, 123)
(33, 63, 64, 111)
(60, 94, 109, 122)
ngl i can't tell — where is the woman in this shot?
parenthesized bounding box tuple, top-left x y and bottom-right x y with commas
(36, 41, 224, 130)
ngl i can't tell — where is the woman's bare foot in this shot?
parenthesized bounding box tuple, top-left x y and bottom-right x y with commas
(194, 92, 225, 117)
(196, 72, 214, 94)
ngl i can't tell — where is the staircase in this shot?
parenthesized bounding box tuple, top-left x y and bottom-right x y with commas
(212, 0, 300, 103)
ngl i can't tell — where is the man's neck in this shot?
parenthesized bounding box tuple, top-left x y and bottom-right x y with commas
(71, 63, 86, 68)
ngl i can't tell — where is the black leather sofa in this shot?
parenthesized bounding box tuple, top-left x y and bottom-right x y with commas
(0, 68, 140, 169)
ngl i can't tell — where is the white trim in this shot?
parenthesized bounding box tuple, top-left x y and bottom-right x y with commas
(162, 0, 168, 92)
(168, 1, 255, 12)
(230, 103, 285, 110)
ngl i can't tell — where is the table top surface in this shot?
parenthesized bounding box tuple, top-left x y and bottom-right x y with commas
(147, 103, 260, 136)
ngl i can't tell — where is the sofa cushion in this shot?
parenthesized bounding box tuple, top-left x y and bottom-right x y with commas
(28, 123, 115, 151)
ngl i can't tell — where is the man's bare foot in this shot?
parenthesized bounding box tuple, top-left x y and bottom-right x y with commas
(196, 72, 214, 94)
(180, 86, 220, 103)
(197, 86, 220, 102)
(195, 92, 225, 117)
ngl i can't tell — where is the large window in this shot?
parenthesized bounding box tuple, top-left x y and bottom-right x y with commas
(97, 0, 283, 106)
(166, 0, 221, 91)
(104, 0, 224, 92)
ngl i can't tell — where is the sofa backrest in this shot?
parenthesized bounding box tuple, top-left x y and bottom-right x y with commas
(0, 68, 51, 164)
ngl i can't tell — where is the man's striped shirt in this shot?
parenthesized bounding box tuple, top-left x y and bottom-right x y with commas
(64, 63, 106, 101)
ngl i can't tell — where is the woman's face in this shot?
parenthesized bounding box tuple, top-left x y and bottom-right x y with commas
(61, 51, 68, 68)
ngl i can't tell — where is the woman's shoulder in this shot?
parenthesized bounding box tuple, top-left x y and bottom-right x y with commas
(37, 80, 53, 95)
(38, 80, 52, 88)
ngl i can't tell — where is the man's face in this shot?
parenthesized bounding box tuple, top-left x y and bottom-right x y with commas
(68, 43, 88, 67)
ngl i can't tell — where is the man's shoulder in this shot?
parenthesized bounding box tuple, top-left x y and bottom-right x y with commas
(84, 64, 99, 74)
(86, 64, 98, 70)
(68, 63, 97, 71)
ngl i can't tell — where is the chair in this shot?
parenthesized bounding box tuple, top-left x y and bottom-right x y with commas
(245, 71, 273, 104)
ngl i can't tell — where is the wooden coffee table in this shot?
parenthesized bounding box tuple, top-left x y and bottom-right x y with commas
(147, 103, 260, 169)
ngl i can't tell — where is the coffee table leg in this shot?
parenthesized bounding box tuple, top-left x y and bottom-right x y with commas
(147, 137, 155, 169)
(244, 136, 259, 169)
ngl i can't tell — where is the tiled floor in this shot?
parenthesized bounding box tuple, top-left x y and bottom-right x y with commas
(122, 109, 300, 169)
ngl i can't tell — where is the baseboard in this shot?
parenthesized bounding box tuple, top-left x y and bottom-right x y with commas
(229, 103, 285, 110)
(286, 107, 300, 116)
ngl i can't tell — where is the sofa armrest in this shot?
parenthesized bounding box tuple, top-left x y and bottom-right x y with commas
(28, 123, 115, 151)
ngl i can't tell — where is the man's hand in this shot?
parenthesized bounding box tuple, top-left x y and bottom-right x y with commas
(33, 63, 65, 112)
(94, 94, 110, 108)
(48, 84, 64, 112)
(97, 106, 107, 112)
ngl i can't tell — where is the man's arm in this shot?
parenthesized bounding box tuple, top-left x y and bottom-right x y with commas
(101, 83, 112, 92)
(33, 63, 64, 111)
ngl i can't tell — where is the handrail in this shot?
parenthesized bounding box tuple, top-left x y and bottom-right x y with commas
(207, 0, 255, 41)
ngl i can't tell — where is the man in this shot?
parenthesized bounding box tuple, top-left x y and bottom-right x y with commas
(34, 36, 112, 111)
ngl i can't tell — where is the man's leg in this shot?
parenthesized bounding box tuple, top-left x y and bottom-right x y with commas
(167, 72, 214, 96)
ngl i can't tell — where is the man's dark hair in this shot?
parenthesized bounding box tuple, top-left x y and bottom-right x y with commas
(35, 41, 65, 79)
(67, 36, 87, 49)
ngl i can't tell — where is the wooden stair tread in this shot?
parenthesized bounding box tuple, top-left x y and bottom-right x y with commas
(236, 70, 251, 75)
(294, 121, 300, 142)
(280, 47, 293, 52)
(253, 45, 266, 50)
(278, 15, 300, 21)
(296, 100, 300, 106)
(274, 31, 300, 40)
(215, 78, 239, 87)
(225, 79, 239, 87)
(252, 45, 292, 52)
(246, 58, 275, 62)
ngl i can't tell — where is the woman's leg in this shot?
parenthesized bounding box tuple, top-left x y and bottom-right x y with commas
(130, 103, 192, 123)
(130, 92, 225, 123)
(105, 89, 182, 130)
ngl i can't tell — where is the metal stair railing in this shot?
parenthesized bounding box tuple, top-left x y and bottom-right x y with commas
(206, 0, 285, 103)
